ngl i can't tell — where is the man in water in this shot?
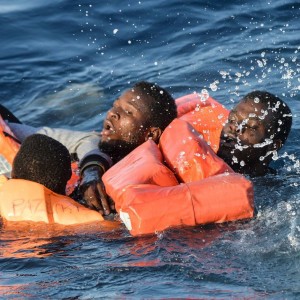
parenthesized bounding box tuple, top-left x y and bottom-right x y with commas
(217, 91, 292, 177)
(79, 81, 178, 213)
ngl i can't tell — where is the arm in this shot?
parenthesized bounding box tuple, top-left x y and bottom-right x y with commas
(9, 123, 112, 167)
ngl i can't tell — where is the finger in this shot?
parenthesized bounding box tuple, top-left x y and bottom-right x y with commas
(108, 197, 115, 211)
(83, 186, 104, 214)
(96, 182, 111, 215)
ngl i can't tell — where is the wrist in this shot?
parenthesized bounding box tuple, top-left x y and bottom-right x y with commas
(81, 163, 105, 177)
(80, 166, 104, 187)
(79, 154, 111, 176)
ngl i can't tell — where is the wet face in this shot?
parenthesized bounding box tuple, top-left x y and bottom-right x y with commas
(100, 89, 152, 160)
(217, 99, 276, 168)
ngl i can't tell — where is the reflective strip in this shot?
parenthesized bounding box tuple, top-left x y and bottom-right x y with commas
(120, 211, 132, 230)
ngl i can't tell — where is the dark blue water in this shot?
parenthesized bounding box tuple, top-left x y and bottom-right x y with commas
(0, 0, 299, 298)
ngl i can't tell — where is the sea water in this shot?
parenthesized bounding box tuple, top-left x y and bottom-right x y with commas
(0, 0, 299, 298)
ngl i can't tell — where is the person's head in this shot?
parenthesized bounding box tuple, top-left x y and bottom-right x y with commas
(100, 81, 177, 162)
(12, 134, 72, 194)
(217, 91, 292, 176)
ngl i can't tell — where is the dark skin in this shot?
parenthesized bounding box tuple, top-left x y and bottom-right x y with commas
(217, 99, 282, 176)
(83, 94, 284, 213)
(81, 88, 162, 215)
(100, 89, 161, 159)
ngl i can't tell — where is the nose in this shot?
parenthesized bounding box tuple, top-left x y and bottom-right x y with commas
(229, 121, 238, 133)
(228, 121, 245, 135)
(107, 107, 120, 120)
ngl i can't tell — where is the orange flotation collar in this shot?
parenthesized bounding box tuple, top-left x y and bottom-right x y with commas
(0, 177, 104, 225)
(160, 118, 233, 182)
(103, 139, 179, 212)
(176, 92, 229, 152)
(117, 174, 253, 236)
(103, 118, 254, 236)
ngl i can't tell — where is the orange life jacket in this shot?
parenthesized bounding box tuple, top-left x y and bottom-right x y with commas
(104, 139, 179, 212)
(0, 177, 104, 225)
(0, 116, 20, 176)
(102, 118, 254, 236)
(117, 174, 253, 236)
(160, 118, 233, 182)
(176, 92, 229, 153)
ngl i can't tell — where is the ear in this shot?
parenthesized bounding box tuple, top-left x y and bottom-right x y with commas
(268, 139, 282, 152)
(274, 139, 282, 151)
(145, 127, 162, 144)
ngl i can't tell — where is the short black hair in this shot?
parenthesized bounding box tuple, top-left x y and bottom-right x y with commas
(12, 134, 72, 195)
(133, 81, 177, 131)
(243, 91, 292, 145)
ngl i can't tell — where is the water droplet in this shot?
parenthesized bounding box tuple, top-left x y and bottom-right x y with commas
(199, 89, 209, 102)
(257, 60, 264, 67)
(209, 81, 219, 92)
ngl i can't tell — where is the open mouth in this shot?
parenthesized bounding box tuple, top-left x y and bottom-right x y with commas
(101, 119, 115, 137)
(219, 134, 238, 148)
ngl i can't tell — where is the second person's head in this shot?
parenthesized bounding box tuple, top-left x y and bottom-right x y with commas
(217, 91, 292, 176)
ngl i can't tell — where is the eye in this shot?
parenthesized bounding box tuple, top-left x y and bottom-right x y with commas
(125, 110, 133, 115)
(228, 117, 237, 124)
(247, 125, 259, 131)
(228, 113, 237, 122)
(113, 101, 119, 109)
